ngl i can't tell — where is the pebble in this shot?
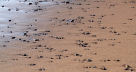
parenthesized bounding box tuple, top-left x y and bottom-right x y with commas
(38, 68, 46, 71)
(87, 59, 93, 62)
(100, 66, 107, 70)
(82, 32, 91, 35)
(11, 37, 16, 39)
(29, 64, 36, 66)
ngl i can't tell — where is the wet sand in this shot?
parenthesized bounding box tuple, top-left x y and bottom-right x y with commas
(0, 0, 136, 72)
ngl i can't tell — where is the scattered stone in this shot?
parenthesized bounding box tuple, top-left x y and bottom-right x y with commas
(38, 56, 44, 58)
(11, 37, 16, 39)
(23, 54, 28, 56)
(29, 3, 32, 5)
(66, 1, 70, 4)
(2, 45, 7, 47)
(82, 32, 91, 35)
(123, 64, 134, 71)
(75, 53, 82, 57)
(29, 64, 36, 66)
(66, 19, 75, 23)
(16, 8, 19, 11)
(9, 20, 12, 22)
(45, 30, 50, 32)
(100, 66, 107, 70)
(76, 40, 88, 47)
(8, 9, 11, 11)
(88, 19, 94, 22)
(34, 39, 40, 41)
(34, 29, 38, 31)
(1, 5, 4, 7)
(92, 35, 97, 37)
(87, 59, 93, 62)
(56, 37, 64, 39)
(38, 68, 46, 71)
(114, 59, 120, 62)
(55, 55, 62, 59)
(17, 54, 28, 56)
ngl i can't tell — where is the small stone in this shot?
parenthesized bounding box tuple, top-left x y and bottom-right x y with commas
(16, 8, 19, 11)
(66, 1, 70, 4)
(116, 59, 120, 62)
(2, 5, 4, 7)
(100, 66, 107, 70)
(34, 29, 37, 31)
(39, 68, 46, 71)
(35, 39, 40, 41)
(38, 56, 43, 58)
(37, 45, 42, 47)
(11, 37, 16, 39)
(23, 32, 28, 36)
(23, 54, 28, 56)
(87, 59, 93, 62)
(29, 3, 32, 5)
(82, 32, 91, 35)
(75, 53, 82, 57)
(9, 20, 12, 22)
(92, 35, 97, 37)
(96, 7, 100, 8)
(123, 64, 133, 71)
(8, 9, 11, 11)
(3, 45, 7, 47)
(66, 19, 75, 23)
(56, 37, 64, 39)
(29, 64, 36, 66)
(45, 30, 50, 32)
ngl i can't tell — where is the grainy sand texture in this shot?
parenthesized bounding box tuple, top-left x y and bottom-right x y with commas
(0, 0, 136, 72)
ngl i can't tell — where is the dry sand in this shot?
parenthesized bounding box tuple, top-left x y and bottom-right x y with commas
(0, 0, 136, 72)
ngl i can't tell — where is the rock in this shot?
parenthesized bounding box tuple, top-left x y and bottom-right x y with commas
(1, 5, 4, 7)
(16, 8, 19, 11)
(11, 37, 16, 39)
(66, 1, 70, 4)
(45, 30, 50, 32)
(2, 45, 7, 47)
(39, 68, 46, 71)
(9, 20, 12, 22)
(100, 66, 107, 70)
(8, 9, 11, 11)
(87, 59, 93, 62)
(76, 40, 88, 47)
(34, 29, 37, 31)
(35, 39, 40, 41)
(23, 32, 28, 36)
(56, 37, 64, 39)
(23, 54, 28, 56)
(82, 32, 91, 35)
(123, 64, 134, 71)
(115, 59, 120, 62)
(90, 14, 96, 16)
(75, 53, 82, 57)
(29, 64, 36, 66)
(66, 19, 75, 23)
(37, 45, 42, 47)
(88, 19, 94, 22)
(29, 3, 32, 5)
(17, 54, 28, 56)
(38, 56, 44, 58)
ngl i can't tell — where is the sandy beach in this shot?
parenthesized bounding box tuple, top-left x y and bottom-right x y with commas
(0, 0, 136, 72)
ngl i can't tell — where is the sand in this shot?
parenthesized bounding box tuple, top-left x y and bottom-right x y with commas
(0, 0, 136, 72)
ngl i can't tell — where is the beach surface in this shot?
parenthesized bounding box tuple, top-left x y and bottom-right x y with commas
(0, 0, 136, 72)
